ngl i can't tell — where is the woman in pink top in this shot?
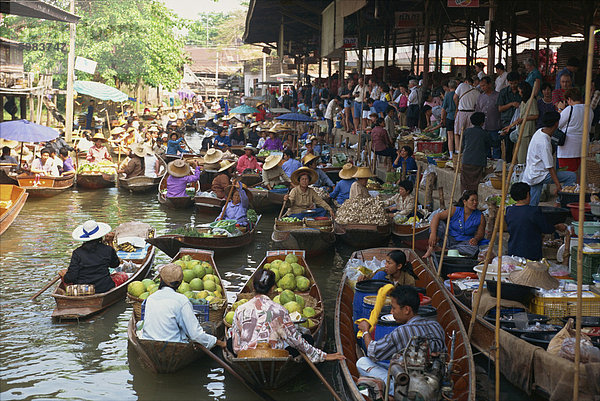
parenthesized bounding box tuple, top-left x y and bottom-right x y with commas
(236, 144, 262, 174)
(86, 133, 112, 163)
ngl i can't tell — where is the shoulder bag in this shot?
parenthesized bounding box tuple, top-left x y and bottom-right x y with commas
(551, 106, 572, 147)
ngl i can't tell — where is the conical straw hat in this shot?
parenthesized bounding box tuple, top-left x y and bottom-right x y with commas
(509, 261, 559, 290)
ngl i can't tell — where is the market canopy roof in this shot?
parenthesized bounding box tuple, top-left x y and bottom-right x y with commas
(74, 81, 128, 102)
(0, 0, 80, 23)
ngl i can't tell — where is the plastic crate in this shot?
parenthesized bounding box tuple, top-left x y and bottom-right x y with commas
(416, 141, 444, 154)
(530, 292, 600, 320)
(569, 246, 600, 284)
(192, 303, 209, 322)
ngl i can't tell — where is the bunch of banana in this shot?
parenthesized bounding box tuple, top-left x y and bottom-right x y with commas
(117, 242, 137, 252)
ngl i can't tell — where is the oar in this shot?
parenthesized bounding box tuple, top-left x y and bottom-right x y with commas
(194, 344, 276, 401)
(218, 179, 237, 220)
(300, 352, 343, 401)
(30, 275, 60, 301)
(411, 164, 422, 250)
(278, 199, 287, 220)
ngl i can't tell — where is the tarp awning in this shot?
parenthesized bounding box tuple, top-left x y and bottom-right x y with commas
(74, 81, 128, 102)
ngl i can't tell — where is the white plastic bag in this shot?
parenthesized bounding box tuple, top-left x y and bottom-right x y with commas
(420, 163, 437, 187)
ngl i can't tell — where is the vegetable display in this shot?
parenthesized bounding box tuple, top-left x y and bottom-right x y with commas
(336, 197, 389, 225)
(76, 160, 117, 175)
(280, 217, 301, 222)
(247, 209, 258, 224)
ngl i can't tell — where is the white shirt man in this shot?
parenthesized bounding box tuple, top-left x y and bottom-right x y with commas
(325, 98, 338, 120)
(453, 79, 479, 136)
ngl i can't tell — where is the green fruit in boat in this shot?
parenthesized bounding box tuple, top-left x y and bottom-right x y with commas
(184, 291, 194, 299)
(142, 279, 155, 290)
(295, 294, 305, 309)
(278, 262, 292, 276)
(301, 319, 316, 329)
(291, 263, 304, 276)
(296, 276, 310, 292)
(138, 292, 150, 300)
(203, 274, 215, 282)
(203, 279, 216, 292)
(225, 311, 235, 325)
(189, 278, 204, 291)
(127, 281, 146, 297)
(204, 263, 214, 274)
(205, 295, 214, 303)
(196, 290, 208, 299)
(303, 307, 316, 318)
(271, 259, 282, 267)
(273, 295, 281, 304)
(283, 301, 301, 314)
(279, 273, 296, 290)
(148, 285, 158, 294)
(264, 263, 271, 270)
(280, 289, 296, 305)
(174, 260, 185, 267)
(193, 265, 206, 279)
(177, 282, 190, 294)
(270, 268, 280, 282)
(285, 254, 297, 264)
(183, 269, 195, 283)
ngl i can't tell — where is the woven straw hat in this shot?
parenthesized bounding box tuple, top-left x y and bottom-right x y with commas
(159, 263, 183, 286)
(218, 159, 236, 172)
(234, 123, 244, 129)
(291, 166, 318, 186)
(353, 166, 374, 179)
(111, 127, 125, 135)
(167, 112, 177, 121)
(167, 159, 191, 178)
(148, 126, 159, 132)
(263, 154, 282, 170)
(302, 153, 319, 166)
(243, 143, 256, 152)
(338, 163, 358, 179)
(250, 122, 259, 128)
(509, 261, 559, 290)
(130, 143, 146, 158)
(92, 133, 108, 142)
(204, 148, 223, 164)
(0, 139, 18, 149)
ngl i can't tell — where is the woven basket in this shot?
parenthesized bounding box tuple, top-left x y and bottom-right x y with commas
(275, 219, 303, 230)
(587, 157, 600, 186)
(305, 219, 333, 230)
(127, 293, 143, 321)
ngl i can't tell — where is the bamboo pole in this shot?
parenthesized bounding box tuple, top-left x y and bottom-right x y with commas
(437, 129, 464, 277)
(412, 164, 421, 250)
(468, 79, 540, 338)
(495, 162, 507, 401)
(573, 24, 595, 401)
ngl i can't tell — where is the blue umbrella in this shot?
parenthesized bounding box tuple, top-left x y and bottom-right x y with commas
(275, 113, 315, 122)
(0, 120, 59, 143)
(230, 104, 259, 114)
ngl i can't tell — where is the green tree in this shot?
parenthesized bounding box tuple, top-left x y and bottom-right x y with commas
(185, 12, 231, 47)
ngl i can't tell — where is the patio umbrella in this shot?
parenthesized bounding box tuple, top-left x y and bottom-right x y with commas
(230, 104, 259, 114)
(73, 80, 128, 102)
(0, 120, 59, 142)
(275, 113, 315, 122)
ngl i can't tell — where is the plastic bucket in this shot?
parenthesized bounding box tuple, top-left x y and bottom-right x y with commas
(374, 314, 399, 340)
(362, 295, 392, 322)
(352, 280, 390, 321)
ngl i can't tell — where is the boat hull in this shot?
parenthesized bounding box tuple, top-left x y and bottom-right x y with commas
(194, 196, 224, 216)
(76, 172, 116, 189)
(118, 159, 166, 192)
(0, 184, 28, 236)
(17, 174, 74, 198)
(0, 168, 18, 185)
(334, 222, 392, 248)
(271, 224, 335, 256)
(157, 173, 198, 209)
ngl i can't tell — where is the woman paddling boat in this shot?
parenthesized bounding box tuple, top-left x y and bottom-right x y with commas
(283, 167, 334, 220)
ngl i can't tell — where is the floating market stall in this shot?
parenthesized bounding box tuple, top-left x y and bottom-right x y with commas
(271, 217, 335, 256)
(333, 197, 392, 248)
(17, 174, 74, 198)
(76, 161, 117, 189)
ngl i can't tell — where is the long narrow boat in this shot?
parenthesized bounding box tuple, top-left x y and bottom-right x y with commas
(334, 221, 392, 248)
(0, 184, 28, 236)
(127, 248, 227, 373)
(76, 172, 116, 189)
(336, 248, 476, 401)
(0, 167, 18, 185)
(271, 221, 335, 256)
(239, 172, 261, 187)
(157, 173, 198, 209)
(426, 257, 600, 400)
(146, 215, 261, 258)
(194, 195, 224, 216)
(267, 187, 288, 206)
(248, 186, 276, 212)
(17, 174, 74, 198)
(51, 222, 155, 320)
(118, 159, 167, 193)
(222, 250, 326, 389)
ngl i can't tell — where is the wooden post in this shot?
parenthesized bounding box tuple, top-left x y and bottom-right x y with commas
(358, 48, 363, 78)
(65, 0, 75, 143)
(466, 21, 471, 76)
(495, 161, 507, 401)
(412, 165, 421, 250)
(318, 57, 322, 84)
(423, 0, 430, 88)
(410, 30, 416, 73)
(392, 31, 397, 67)
(511, 8, 517, 71)
(487, 0, 496, 75)
(0, 95, 3, 122)
(383, 26, 389, 82)
(498, 30, 503, 65)
(573, 25, 595, 401)
(339, 50, 345, 88)
(20, 96, 27, 119)
(372, 47, 375, 73)
(327, 58, 332, 89)
(304, 57, 309, 86)
(438, 187, 445, 209)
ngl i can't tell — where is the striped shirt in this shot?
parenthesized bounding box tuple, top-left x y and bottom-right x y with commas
(367, 316, 446, 361)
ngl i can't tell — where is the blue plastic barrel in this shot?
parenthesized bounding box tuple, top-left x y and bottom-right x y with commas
(362, 295, 392, 322)
(374, 305, 438, 340)
(352, 280, 390, 322)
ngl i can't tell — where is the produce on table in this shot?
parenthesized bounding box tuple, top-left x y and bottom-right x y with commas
(273, 184, 287, 190)
(336, 197, 389, 225)
(76, 160, 117, 175)
(257, 149, 271, 157)
(247, 209, 258, 224)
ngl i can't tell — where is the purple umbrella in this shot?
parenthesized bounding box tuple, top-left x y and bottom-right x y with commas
(0, 120, 59, 143)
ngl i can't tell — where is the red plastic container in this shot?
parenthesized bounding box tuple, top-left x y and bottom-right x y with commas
(566, 202, 591, 220)
(416, 141, 444, 154)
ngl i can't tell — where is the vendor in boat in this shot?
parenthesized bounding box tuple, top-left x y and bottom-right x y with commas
(424, 190, 488, 258)
(143, 145, 161, 178)
(86, 133, 112, 164)
(505, 182, 567, 261)
(0, 140, 19, 170)
(262, 154, 291, 190)
(263, 127, 284, 151)
(214, 129, 231, 151)
(118, 144, 145, 179)
(302, 154, 334, 192)
(300, 137, 317, 160)
(349, 167, 373, 199)
(236, 144, 262, 175)
(166, 159, 201, 198)
(330, 163, 357, 206)
(166, 132, 188, 156)
(281, 149, 302, 178)
(247, 122, 260, 147)
(211, 160, 235, 199)
(58, 148, 75, 177)
(230, 123, 246, 146)
(142, 263, 225, 349)
(360, 250, 418, 287)
(230, 268, 344, 362)
(60, 220, 127, 293)
(216, 181, 250, 227)
(356, 285, 445, 397)
(283, 167, 334, 219)
(384, 180, 419, 218)
(31, 148, 60, 176)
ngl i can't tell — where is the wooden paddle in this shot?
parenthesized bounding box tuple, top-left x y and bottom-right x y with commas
(30, 275, 60, 301)
(218, 179, 237, 220)
(300, 352, 343, 401)
(194, 344, 276, 401)
(278, 199, 287, 220)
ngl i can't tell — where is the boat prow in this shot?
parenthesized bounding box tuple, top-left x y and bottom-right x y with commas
(0, 184, 28, 236)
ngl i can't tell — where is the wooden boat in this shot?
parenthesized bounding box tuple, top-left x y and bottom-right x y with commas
(194, 195, 224, 216)
(0, 184, 28, 236)
(222, 250, 326, 389)
(0, 167, 18, 185)
(127, 248, 227, 373)
(391, 222, 430, 238)
(248, 186, 276, 212)
(17, 174, 74, 198)
(51, 222, 155, 320)
(229, 145, 245, 156)
(271, 220, 335, 256)
(145, 215, 261, 258)
(76, 171, 116, 189)
(157, 173, 198, 209)
(427, 257, 600, 399)
(118, 159, 167, 193)
(239, 172, 261, 187)
(334, 221, 392, 248)
(267, 187, 288, 206)
(336, 248, 476, 401)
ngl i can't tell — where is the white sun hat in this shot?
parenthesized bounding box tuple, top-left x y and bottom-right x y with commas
(72, 220, 112, 241)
